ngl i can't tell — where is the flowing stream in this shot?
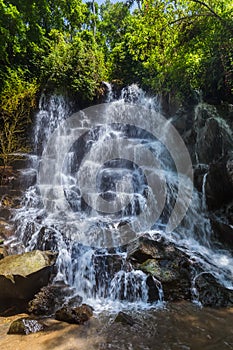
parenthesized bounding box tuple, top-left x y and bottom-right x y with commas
(13, 85, 233, 312)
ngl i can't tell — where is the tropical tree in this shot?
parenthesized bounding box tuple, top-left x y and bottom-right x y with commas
(100, 0, 232, 102)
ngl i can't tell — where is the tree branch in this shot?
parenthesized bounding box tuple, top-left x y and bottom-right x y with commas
(169, 13, 213, 25)
(190, 0, 222, 20)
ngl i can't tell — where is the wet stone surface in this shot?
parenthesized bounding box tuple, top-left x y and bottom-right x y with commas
(2, 302, 232, 350)
(28, 283, 79, 316)
(7, 317, 45, 335)
(55, 304, 94, 324)
(127, 236, 191, 302)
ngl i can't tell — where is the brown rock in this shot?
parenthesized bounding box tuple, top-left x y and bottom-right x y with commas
(0, 220, 14, 239)
(7, 317, 45, 335)
(55, 304, 93, 324)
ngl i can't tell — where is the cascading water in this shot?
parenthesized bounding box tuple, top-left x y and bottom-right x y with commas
(13, 84, 233, 311)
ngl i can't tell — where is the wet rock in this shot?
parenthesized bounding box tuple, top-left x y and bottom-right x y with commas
(211, 220, 233, 249)
(11, 169, 37, 191)
(7, 317, 45, 335)
(206, 157, 233, 210)
(11, 158, 29, 170)
(0, 246, 8, 260)
(0, 299, 29, 316)
(197, 118, 231, 164)
(160, 93, 183, 118)
(195, 103, 219, 130)
(226, 202, 233, 225)
(128, 237, 191, 301)
(127, 236, 185, 266)
(0, 220, 14, 239)
(115, 311, 135, 326)
(146, 259, 190, 302)
(34, 226, 60, 251)
(0, 192, 22, 209)
(28, 283, 78, 316)
(0, 166, 16, 186)
(195, 273, 233, 307)
(65, 294, 83, 308)
(0, 250, 57, 300)
(93, 253, 123, 297)
(71, 244, 124, 299)
(146, 275, 160, 301)
(55, 304, 93, 324)
(195, 104, 233, 164)
(170, 106, 197, 163)
(127, 236, 164, 263)
(140, 259, 178, 283)
(0, 208, 11, 221)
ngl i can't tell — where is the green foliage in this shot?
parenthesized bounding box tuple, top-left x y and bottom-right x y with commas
(0, 0, 26, 66)
(101, 0, 233, 102)
(41, 29, 106, 103)
(0, 69, 38, 166)
(0, 0, 106, 164)
(0, 0, 232, 143)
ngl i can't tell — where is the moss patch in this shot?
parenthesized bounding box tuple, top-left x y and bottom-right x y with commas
(139, 259, 177, 282)
(0, 250, 56, 282)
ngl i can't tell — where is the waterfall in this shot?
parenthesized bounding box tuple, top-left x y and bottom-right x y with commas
(13, 85, 233, 311)
(202, 172, 208, 211)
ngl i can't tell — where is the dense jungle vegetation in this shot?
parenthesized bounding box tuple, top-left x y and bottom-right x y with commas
(0, 0, 232, 166)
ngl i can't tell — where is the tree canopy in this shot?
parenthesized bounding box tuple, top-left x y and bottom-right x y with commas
(0, 0, 232, 165)
(0, 0, 232, 101)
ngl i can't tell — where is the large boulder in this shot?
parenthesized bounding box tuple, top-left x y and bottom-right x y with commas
(127, 236, 191, 302)
(195, 273, 233, 307)
(0, 250, 57, 301)
(28, 283, 81, 316)
(194, 103, 233, 164)
(127, 236, 233, 306)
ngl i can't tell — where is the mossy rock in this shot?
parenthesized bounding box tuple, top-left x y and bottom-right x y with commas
(8, 317, 45, 335)
(139, 259, 177, 282)
(0, 250, 57, 300)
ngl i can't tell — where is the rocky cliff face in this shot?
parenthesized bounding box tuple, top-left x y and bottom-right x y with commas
(171, 101, 233, 250)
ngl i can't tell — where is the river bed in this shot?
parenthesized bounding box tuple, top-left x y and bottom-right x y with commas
(1, 302, 233, 350)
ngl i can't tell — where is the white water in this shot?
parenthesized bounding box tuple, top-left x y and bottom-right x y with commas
(13, 85, 233, 311)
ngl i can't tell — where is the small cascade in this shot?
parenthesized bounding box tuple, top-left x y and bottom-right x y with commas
(102, 81, 114, 103)
(110, 270, 149, 302)
(12, 84, 233, 311)
(34, 94, 73, 155)
(202, 172, 208, 211)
